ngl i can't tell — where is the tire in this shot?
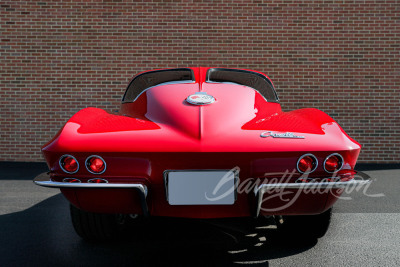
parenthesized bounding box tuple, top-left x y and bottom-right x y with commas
(275, 208, 332, 240)
(70, 204, 125, 241)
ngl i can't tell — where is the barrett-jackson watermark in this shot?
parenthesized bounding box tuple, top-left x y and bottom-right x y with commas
(205, 167, 382, 212)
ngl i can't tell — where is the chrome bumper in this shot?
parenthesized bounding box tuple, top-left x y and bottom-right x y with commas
(33, 173, 149, 216)
(254, 179, 371, 217)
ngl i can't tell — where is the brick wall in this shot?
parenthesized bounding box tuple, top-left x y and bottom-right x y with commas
(0, 0, 399, 163)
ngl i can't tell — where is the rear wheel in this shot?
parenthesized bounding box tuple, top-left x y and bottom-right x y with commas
(275, 208, 332, 240)
(70, 204, 127, 241)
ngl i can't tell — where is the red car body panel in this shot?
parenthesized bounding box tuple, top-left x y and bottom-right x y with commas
(41, 67, 361, 218)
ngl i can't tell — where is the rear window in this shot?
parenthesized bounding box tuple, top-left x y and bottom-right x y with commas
(123, 68, 195, 102)
(206, 68, 279, 102)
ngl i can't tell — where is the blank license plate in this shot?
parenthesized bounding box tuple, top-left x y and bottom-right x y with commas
(166, 170, 237, 205)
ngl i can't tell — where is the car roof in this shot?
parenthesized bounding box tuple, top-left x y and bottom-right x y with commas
(122, 67, 278, 103)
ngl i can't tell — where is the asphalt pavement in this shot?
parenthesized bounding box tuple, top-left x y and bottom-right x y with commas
(0, 162, 399, 266)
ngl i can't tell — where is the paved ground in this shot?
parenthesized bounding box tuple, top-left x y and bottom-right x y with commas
(0, 163, 399, 266)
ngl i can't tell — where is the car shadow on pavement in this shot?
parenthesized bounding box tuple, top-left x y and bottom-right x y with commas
(0, 194, 316, 266)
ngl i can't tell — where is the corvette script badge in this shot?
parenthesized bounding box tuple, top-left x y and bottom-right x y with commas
(186, 92, 215, 105)
(260, 131, 305, 139)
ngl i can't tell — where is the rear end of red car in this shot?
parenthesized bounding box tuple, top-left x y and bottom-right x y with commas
(40, 149, 362, 218)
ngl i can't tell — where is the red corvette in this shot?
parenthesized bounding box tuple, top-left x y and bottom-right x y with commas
(34, 67, 369, 241)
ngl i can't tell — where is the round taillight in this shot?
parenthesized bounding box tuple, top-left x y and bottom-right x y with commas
(324, 154, 343, 173)
(85, 156, 106, 174)
(88, 178, 108, 183)
(297, 154, 318, 173)
(59, 155, 79, 174)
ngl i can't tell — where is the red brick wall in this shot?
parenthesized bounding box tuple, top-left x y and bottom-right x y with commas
(1, 0, 399, 163)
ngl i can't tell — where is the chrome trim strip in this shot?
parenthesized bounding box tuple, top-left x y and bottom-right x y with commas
(85, 155, 107, 175)
(33, 173, 149, 217)
(59, 154, 79, 174)
(254, 179, 371, 217)
(34, 179, 147, 193)
(255, 180, 371, 191)
(323, 153, 344, 173)
(296, 153, 318, 174)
